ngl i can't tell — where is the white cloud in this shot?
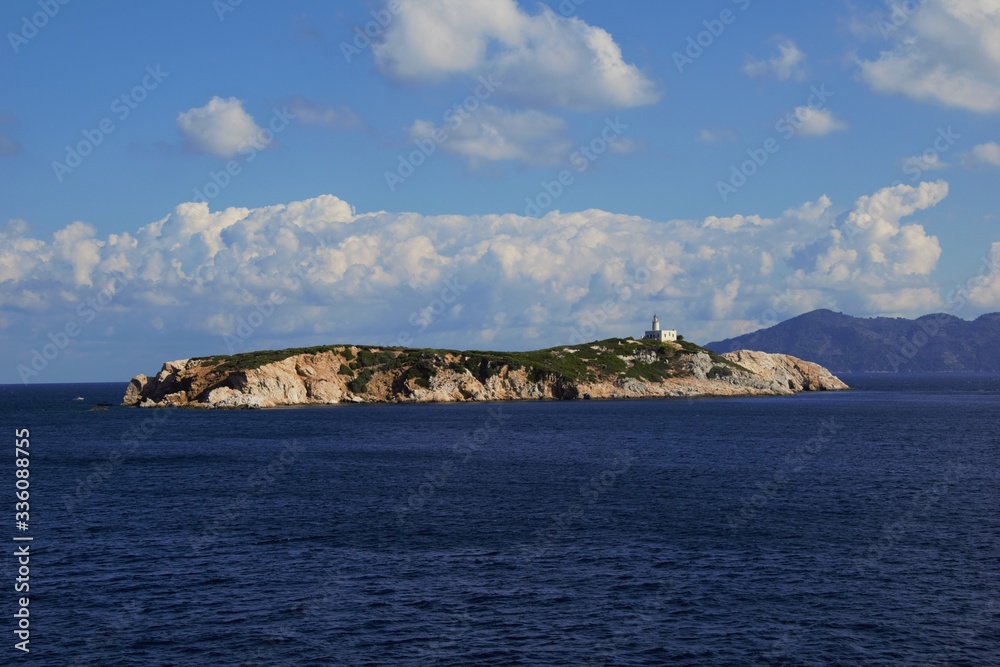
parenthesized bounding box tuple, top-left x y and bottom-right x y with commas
(0, 183, 961, 364)
(286, 97, 363, 129)
(697, 128, 738, 144)
(177, 97, 268, 158)
(967, 141, 1000, 166)
(743, 38, 808, 81)
(372, 0, 659, 110)
(408, 104, 571, 166)
(52, 221, 104, 287)
(967, 242, 1000, 306)
(857, 0, 1000, 112)
(0, 219, 46, 283)
(791, 181, 947, 312)
(901, 152, 949, 172)
(792, 107, 848, 137)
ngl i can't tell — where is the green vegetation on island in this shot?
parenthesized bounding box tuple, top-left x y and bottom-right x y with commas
(191, 336, 747, 391)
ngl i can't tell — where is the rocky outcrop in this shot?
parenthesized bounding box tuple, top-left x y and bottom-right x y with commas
(720, 349, 849, 392)
(122, 340, 848, 409)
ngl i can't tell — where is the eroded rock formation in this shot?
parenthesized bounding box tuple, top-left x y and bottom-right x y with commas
(122, 340, 848, 409)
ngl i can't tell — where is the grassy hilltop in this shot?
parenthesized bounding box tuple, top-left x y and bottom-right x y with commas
(192, 336, 746, 393)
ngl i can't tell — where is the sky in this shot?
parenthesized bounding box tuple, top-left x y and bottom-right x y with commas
(1, 0, 999, 383)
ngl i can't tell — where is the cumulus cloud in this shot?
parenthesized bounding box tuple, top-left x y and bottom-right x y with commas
(52, 221, 104, 287)
(792, 107, 848, 137)
(0, 219, 46, 284)
(408, 104, 571, 166)
(1, 182, 963, 369)
(177, 97, 268, 158)
(791, 181, 947, 312)
(967, 242, 1000, 306)
(372, 0, 659, 110)
(743, 37, 808, 81)
(857, 0, 1000, 112)
(966, 141, 1000, 166)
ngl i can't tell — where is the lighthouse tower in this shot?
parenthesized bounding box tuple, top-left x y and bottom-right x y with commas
(642, 314, 677, 342)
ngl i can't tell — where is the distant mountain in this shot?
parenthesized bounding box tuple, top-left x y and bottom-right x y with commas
(706, 309, 1000, 373)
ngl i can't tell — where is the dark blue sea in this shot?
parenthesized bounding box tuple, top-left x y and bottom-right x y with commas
(2, 375, 998, 666)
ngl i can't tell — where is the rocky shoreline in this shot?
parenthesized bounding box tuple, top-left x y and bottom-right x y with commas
(122, 339, 848, 409)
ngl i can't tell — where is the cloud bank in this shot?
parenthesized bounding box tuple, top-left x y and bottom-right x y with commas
(1, 182, 968, 374)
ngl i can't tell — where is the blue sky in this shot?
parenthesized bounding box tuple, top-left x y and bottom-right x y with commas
(1, 0, 999, 383)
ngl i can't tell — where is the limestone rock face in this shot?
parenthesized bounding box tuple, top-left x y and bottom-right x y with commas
(683, 352, 715, 380)
(721, 350, 849, 392)
(123, 375, 148, 406)
(122, 344, 848, 409)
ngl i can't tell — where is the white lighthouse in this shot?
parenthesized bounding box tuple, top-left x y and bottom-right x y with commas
(642, 314, 677, 342)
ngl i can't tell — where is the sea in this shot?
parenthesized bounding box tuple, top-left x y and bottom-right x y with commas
(2, 374, 998, 666)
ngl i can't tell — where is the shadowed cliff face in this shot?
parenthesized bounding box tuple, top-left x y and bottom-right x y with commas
(121, 339, 848, 409)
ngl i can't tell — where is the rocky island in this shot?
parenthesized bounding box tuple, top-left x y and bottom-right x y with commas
(122, 338, 848, 409)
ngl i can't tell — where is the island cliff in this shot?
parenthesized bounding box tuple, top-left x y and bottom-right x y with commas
(122, 338, 848, 409)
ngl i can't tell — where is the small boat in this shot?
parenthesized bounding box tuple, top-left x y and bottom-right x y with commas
(72, 396, 84, 401)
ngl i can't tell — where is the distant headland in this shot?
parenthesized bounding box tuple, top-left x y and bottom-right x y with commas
(707, 309, 1000, 373)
